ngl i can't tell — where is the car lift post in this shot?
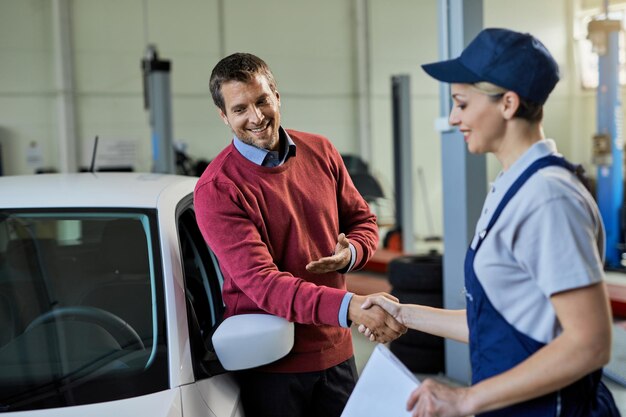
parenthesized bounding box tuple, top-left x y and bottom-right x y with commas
(437, 0, 484, 384)
(391, 74, 416, 255)
(142, 45, 176, 174)
(588, 15, 624, 268)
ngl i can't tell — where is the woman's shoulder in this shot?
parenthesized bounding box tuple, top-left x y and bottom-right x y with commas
(525, 164, 589, 201)
(512, 164, 599, 224)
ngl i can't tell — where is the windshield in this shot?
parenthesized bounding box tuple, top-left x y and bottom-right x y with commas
(0, 210, 168, 412)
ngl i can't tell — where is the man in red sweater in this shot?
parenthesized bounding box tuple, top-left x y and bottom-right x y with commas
(194, 53, 405, 417)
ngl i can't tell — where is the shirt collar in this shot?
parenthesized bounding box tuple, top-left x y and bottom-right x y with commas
(233, 127, 296, 166)
(473, 139, 559, 241)
(503, 139, 556, 178)
(494, 139, 558, 189)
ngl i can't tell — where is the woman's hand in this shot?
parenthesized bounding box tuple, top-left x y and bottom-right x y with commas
(406, 379, 473, 417)
(349, 292, 407, 343)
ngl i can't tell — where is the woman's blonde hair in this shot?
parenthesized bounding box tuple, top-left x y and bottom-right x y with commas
(471, 81, 507, 96)
(471, 81, 544, 122)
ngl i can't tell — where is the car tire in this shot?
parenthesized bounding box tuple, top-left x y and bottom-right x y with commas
(390, 289, 443, 308)
(390, 264, 445, 373)
(389, 341, 445, 374)
(388, 253, 443, 291)
(395, 329, 444, 349)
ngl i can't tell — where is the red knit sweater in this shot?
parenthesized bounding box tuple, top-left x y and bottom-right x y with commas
(194, 129, 378, 372)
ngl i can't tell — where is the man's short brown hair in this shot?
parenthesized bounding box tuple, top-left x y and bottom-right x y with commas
(209, 53, 277, 112)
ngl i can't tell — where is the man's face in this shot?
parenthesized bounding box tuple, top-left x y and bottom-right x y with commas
(218, 74, 281, 151)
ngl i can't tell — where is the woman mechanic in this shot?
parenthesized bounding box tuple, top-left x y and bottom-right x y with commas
(360, 28, 621, 416)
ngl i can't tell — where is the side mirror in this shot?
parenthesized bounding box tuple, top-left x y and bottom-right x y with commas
(212, 314, 294, 371)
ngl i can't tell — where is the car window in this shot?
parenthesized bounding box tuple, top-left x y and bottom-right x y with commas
(178, 207, 225, 379)
(0, 210, 168, 411)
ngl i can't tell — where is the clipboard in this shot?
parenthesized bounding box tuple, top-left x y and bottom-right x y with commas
(341, 344, 420, 417)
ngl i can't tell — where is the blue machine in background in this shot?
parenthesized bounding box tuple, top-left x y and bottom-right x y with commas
(588, 17, 624, 268)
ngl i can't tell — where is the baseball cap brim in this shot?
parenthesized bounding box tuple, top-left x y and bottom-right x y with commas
(421, 57, 482, 84)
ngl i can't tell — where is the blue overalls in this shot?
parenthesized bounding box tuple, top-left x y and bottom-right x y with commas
(465, 155, 621, 416)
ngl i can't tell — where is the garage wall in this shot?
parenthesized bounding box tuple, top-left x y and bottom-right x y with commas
(71, 0, 223, 171)
(0, 0, 614, 242)
(0, 0, 357, 175)
(368, 0, 440, 234)
(0, 1, 57, 175)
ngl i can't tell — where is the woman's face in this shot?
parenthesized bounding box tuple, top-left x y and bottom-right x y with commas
(448, 83, 506, 154)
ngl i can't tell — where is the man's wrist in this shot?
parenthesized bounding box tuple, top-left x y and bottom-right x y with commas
(347, 293, 366, 324)
(339, 292, 354, 327)
(336, 243, 356, 273)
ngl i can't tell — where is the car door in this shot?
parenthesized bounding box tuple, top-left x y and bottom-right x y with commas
(176, 207, 244, 417)
(0, 210, 175, 416)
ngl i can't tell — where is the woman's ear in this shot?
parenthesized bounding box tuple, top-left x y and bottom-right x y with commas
(500, 91, 520, 120)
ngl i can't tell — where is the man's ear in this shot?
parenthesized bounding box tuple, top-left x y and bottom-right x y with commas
(275, 89, 281, 107)
(218, 108, 229, 126)
(501, 91, 520, 120)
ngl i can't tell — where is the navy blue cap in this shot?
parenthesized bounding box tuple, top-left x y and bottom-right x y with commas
(422, 28, 560, 104)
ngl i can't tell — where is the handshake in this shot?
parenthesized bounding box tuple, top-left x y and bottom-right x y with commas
(349, 293, 407, 343)
(304, 235, 408, 343)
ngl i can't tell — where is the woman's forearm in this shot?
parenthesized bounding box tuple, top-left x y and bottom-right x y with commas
(400, 305, 469, 343)
(464, 283, 612, 414)
(466, 328, 610, 414)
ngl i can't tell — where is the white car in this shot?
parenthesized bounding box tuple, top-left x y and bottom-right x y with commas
(0, 173, 292, 416)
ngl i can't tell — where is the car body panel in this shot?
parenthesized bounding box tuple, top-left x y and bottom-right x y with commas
(7, 389, 183, 417)
(181, 375, 243, 417)
(0, 173, 197, 209)
(154, 181, 196, 389)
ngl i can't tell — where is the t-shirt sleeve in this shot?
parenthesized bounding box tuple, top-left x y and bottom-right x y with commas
(512, 195, 604, 297)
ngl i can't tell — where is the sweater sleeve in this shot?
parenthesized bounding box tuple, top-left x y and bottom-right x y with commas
(332, 148, 379, 270)
(194, 180, 347, 327)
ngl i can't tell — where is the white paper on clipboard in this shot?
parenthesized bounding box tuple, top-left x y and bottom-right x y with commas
(341, 344, 420, 417)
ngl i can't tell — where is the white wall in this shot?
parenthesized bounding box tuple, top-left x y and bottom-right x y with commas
(72, 0, 222, 171)
(0, 0, 56, 175)
(0, 0, 615, 244)
(368, 0, 440, 236)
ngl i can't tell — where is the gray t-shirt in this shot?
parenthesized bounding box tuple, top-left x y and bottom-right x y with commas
(471, 139, 605, 344)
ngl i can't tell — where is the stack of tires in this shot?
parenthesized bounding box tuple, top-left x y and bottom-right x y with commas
(388, 251, 444, 374)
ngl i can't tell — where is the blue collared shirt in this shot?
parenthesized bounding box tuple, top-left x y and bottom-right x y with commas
(232, 128, 355, 327)
(232, 129, 296, 166)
